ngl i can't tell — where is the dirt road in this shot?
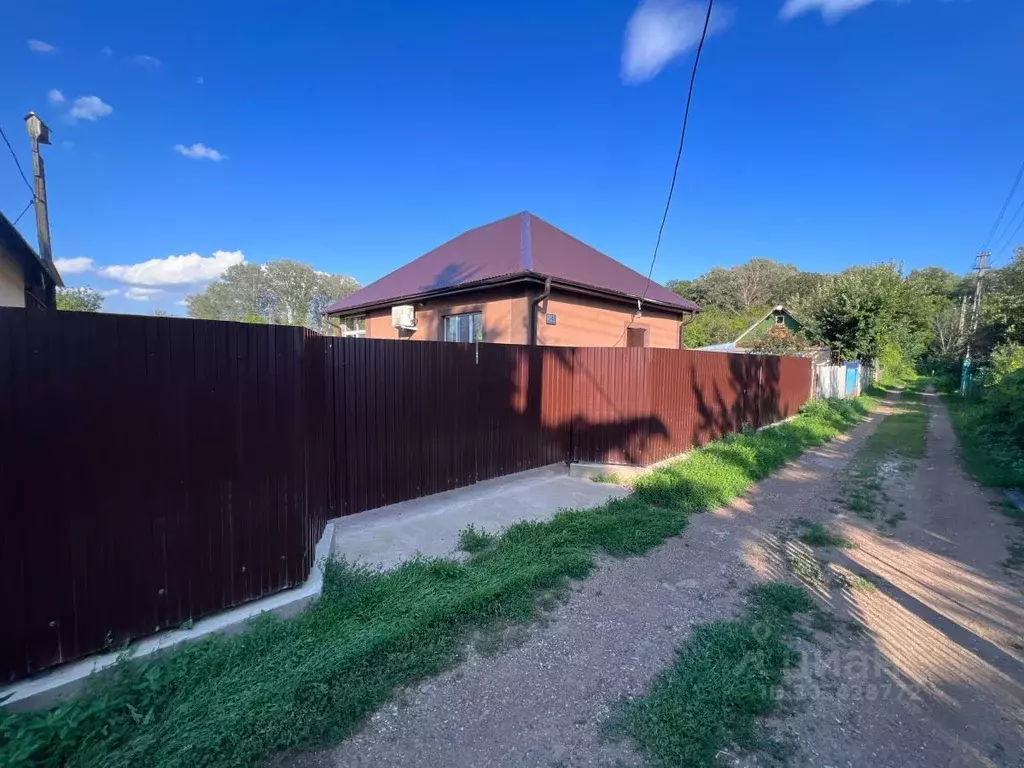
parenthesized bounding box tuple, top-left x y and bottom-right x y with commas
(281, 392, 1024, 767)
(769, 391, 1024, 768)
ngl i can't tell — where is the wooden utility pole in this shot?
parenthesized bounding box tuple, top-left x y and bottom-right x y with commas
(24, 112, 53, 266)
(960, 251, 990, 393)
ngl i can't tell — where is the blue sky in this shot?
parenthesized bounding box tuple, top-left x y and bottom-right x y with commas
(2, 0, 1022, 314)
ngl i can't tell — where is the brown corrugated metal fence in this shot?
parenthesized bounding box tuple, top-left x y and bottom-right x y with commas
(0, 309, 811, 683)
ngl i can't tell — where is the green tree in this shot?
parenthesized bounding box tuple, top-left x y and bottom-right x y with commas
(56, 286, 104, 312)
(186, 260, 359, 332)
(683, 305, 767, 348)
(807, 262, 929, 366)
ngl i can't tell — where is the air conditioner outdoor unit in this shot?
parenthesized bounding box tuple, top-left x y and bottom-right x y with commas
(391, 304, 417, 330)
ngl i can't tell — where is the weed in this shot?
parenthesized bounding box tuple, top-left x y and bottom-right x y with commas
(612, 583, 812, 768)
(0, 397, 877, 768)
(457, 523, 496, 554)
(591, 471, 625, 485)
(1004, 541, 1024, 572)
(841, 573, 878, 592)
(799, 523, 853, 549)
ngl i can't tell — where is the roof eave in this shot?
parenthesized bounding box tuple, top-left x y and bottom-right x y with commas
(326, 273, 700, 316)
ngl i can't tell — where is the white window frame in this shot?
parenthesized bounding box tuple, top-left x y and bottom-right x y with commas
(340, 315, 366, 338)
(443, 311, 483, 343)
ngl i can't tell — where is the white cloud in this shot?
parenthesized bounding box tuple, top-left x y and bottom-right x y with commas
(125, 287, 162, 301)
(68, 95, 113, 122)
(175, 299, 188, 306)
(779, 0, 877, 21)
(28, 40, 57, 53)
(621, 0, 733, 84)
(53, 256, 94, 274)
(173, 143, 227, 161)
(101, 46, 113, 56)
(99, 288, 121, 297)
(132, 55, 161, 67)
(99, 250, 244, 286)
(196, 76, 205, 85)
(47, 89, 65, 104)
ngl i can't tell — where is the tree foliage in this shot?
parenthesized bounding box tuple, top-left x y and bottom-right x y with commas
(186, 260, 359, 333)
(806, 263, 930, 364)
(56, 286, 105, 312)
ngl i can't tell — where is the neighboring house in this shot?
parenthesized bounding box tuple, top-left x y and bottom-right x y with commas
(699, 305, 829, 361)
(325, 212, 700, 348)
(0, 212, 62, 309)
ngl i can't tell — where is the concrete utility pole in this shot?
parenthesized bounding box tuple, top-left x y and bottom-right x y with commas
(24, 112, 53, 266)
(960, 251, 990, 394)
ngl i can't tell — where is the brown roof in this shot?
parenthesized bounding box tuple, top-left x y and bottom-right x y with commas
(325, 212, 699, 315)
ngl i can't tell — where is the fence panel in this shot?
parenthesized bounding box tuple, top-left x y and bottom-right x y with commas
(572, 349, 812, 465)
(1, 308, 814, 683)
(0, 309, 328, 683)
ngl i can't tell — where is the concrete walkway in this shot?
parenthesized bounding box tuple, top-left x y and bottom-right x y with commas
(329, 465, 629, 569)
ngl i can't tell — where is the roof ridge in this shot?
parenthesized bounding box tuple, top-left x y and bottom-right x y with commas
(519, 211, 533, 271)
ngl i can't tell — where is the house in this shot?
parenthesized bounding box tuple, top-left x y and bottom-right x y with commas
(699, 305, 828, 361)
(325, 212, 700, 348)
(0, 211, 62, 309)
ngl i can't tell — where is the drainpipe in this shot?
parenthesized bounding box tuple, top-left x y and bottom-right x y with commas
(529, 277, 552, 345)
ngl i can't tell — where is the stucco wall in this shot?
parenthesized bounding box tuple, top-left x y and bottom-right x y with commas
(535, 289, 682, 348)
(0, 251, 25, 308)
(356, 286, 684, 348)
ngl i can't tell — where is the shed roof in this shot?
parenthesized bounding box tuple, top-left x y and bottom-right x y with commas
(325, 212, 699, 315)
(0, 211, 63, 289)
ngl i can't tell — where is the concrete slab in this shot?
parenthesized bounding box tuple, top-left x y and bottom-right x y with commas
(330, 465, 630, 569)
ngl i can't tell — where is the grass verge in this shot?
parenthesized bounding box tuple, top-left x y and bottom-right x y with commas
(611, 583, 814, 768)
(943, 394, 1024, 489)
(0, 396, 877, 768)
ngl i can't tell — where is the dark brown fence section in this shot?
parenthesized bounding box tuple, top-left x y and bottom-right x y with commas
(0, 309, 331, 683)
(319, 339, 576, 516)
(0, 309, 812, 683)
(570, 348, 813, 465)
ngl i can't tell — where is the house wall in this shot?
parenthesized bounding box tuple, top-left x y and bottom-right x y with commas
(740, 311, 802, 344)
(535, 289, 682, 348)
(357, 285, 684, 348)
(363, 286, 532, 344)
(0, 251, 25, 308)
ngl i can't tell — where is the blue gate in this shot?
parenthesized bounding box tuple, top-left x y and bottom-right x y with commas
(844, 362, 860, 397)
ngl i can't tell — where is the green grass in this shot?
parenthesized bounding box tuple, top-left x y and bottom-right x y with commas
(632, 395, 878, 512)
(612, 583, 814, 768)
(457, 523, 496, 553)
(943, 394, 1024, 489)
(0, 396, 878, 768)
(798, 523, 853, 549)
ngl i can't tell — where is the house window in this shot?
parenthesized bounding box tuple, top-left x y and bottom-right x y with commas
(340, 315, 366, 338)
(443, 312, 483, 343)
(775, 314, 785, 325)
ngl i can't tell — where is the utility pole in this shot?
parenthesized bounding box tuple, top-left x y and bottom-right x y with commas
(960, 251, 990, 394)
(24, 112, 53, 266)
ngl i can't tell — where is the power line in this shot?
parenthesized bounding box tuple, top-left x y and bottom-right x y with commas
(12, 197, 34, 226)
(0, 122, 34, 196)
(994, 208, 1024, 258)
(991, 197, 1024, 256)
(612, 0, 715, 349)
(639, 0, 716, 306)
(982, 159, 1024, 251)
